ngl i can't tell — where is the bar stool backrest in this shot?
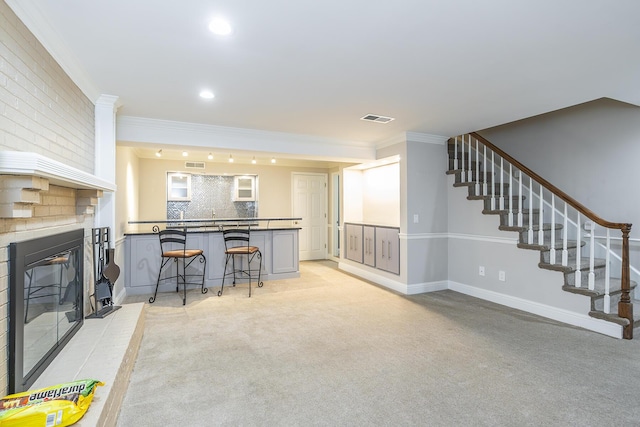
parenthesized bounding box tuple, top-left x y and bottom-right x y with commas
(222, 228, 251, 252)
(159, 229, 187, 255)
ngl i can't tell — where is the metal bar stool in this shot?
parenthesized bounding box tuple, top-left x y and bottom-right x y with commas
(150, 229, 207, 305)
(219, 227, 263, 297)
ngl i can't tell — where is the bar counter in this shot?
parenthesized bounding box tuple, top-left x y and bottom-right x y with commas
(124, 218, 301, 298)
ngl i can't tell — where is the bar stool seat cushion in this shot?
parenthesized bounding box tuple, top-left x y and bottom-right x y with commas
(225, 246, 260, 255)
(162, 249, 204, 258)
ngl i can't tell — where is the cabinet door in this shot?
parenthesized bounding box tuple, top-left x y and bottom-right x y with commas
(167, 172, 191, 201)
(345, 224, 363, 263)
(272, 230, 299, 274)
(363, 226, 375, 267)
(128, 235, 161, 287)
(376, 227, 400, 274)
(234, 175, 256, 201)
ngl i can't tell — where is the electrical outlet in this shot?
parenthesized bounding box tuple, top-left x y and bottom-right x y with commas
(479, 266, 485, 276)
(499, 270, 506, 281)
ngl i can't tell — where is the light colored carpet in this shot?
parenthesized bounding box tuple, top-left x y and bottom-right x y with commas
(117, 260, 640, 426)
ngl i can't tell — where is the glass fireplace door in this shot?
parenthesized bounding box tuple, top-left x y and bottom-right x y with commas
(22, 248, 82, 378)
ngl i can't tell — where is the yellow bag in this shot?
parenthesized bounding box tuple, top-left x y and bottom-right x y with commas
(0, 379, 103, 427)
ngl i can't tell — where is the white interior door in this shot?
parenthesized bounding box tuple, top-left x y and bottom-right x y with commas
(292, 173, 327, 261)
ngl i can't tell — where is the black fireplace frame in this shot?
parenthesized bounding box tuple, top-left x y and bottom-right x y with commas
(9, 229, 84, 393)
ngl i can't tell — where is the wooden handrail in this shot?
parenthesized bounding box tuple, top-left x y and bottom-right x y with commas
(463, 132, 633, 338)
(469, 132, 631, 231)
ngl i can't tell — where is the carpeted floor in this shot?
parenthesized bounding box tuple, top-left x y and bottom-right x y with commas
(116, 260, 640, 426)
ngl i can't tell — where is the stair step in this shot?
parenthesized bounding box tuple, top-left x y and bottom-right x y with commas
(447, 160, 484, 171)
(453, 181, 509, 193)
(445, 144, 637, 337)
(562, 277, 636, 298)
(516, 226, 566, 248)
(481, 196, 526, 212)
(538, 257, 607, 273)
(450, 170, 493, 183)
(517, 238, 579, 251)
(588, 299, 640, 327)
(504, 222, 564, 234)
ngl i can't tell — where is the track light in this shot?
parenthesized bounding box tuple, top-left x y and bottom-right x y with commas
(155, 149, 162, 157)
(271, 157, 276, 164)
(182, 151, 188, 157)
(229, 154, 234, 163)
(251, 156, 256, 164)
(208, 153, 213, 160)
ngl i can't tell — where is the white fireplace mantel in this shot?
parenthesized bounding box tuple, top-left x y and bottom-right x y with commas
(0, 151, 116, 192)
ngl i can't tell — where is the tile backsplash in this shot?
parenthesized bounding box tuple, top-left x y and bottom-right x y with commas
(167, 174, 257, 219)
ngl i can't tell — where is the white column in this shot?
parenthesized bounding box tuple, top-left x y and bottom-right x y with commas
(94, 94, 119, 232)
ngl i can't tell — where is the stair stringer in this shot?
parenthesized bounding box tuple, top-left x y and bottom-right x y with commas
(446, 174, 623, 338)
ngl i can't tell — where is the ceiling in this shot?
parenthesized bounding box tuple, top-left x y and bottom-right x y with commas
(7, 0, 640, 163)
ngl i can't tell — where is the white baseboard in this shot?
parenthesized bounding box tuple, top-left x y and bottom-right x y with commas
(448, 280, 623, 339)
(338, 262, 447, 295)
(407, 280, 448, 295)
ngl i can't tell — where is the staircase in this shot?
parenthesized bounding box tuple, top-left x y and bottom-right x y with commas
(447, 133, 640, 339)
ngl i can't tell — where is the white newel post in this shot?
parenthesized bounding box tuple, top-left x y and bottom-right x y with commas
(94, 94, 119, 232)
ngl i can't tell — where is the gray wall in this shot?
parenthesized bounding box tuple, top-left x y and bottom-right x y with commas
(478, 98, 640, 232)
(478, 97, 640, 275)
(446, 174, 590, 314)
(404, 139, 449, 286)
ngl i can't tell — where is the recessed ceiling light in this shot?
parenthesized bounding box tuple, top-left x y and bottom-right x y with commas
(199, 90, 215, 99)
(208, 17, 232, 36)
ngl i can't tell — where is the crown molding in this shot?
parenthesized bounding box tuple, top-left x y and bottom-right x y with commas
(117, 116, 376, 163)
(405, 132, 448, 145)
(376, 132, 448, 150)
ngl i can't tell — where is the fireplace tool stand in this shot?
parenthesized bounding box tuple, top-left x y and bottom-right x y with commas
(86, 227, 122, 319)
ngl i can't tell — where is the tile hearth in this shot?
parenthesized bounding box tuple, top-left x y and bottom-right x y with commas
(29, 303, 144, 426)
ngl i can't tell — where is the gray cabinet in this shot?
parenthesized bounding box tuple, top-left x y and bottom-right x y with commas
(345, 223, 363, 263)
(272, 229, 299, 273)
(363, 225, 375, 267)
(375, 226, 400, 274)
(125, 229, 299, 296)
(344, 223, 400, 275)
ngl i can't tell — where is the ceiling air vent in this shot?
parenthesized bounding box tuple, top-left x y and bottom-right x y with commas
(360, 114, 395, 124)
(185, 161, 205, 169)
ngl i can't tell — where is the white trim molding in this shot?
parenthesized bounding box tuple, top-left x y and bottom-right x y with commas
(117, 116, 375, 163)
(448, 280, 622, 339)
(400, 232, 448, 240)
(376, 131, 448, 150)
(339, 262, 406, 293)
(338, 262, 447, 295)
(0, 151, 116, 192)
(405, 132, 448, 145)
(400, 232, 517, 244)
(448, 232, 518, 245)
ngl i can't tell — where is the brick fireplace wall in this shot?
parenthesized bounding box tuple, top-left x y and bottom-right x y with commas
(0, 1, 96, 394)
